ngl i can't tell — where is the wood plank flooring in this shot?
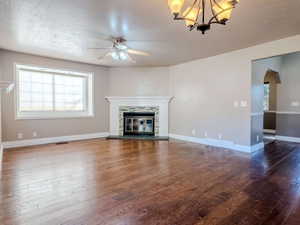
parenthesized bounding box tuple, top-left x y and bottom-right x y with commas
(1, 139, 300, 225)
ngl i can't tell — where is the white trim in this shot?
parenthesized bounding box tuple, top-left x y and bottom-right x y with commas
(105, 96, 173, 103)
(264, 129, 276, 134)
(275, 135, 300, 143)
(14, 64, 94, 120)
(2, 132, 109, 149)
(169, 134, 264, 153)
(276, 111, 300, 115)
(251, 142, 265, 152)
(251, 112, 263, 116)
(0, 81, 14, 93)
(264, 135, 276, 140)
(15, 112, 95, 120)
(252, 111, 300, 116)
(106, 96, 173, 137)
(264, 111, 277, 113)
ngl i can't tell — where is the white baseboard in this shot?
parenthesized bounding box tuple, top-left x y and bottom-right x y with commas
(169, 134, 263, 153)
(251, 142, 265, 152)
(275, 135, 300, 143)
(264, 129, 276, 134)
(2, 132, 109, 149)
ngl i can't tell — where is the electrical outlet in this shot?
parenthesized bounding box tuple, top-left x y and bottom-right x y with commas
(218, 134, 223, 140)
(33, 132, 37, 137)
(257, 135, 260, 142)
(17, 133, 23, 139)
(234, 101, 239, 108)
(192, 129, 196, 136)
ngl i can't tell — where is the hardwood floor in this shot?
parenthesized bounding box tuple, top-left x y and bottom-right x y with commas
(1, 139, 300, 225)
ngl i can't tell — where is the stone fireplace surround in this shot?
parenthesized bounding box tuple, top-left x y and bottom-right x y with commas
(105, 96, 173, 137)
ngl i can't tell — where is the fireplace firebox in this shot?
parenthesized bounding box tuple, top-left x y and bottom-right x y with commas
(123, 112, 155, 136)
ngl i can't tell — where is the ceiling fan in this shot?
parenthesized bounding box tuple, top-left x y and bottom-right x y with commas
(89, 37, 150, 62)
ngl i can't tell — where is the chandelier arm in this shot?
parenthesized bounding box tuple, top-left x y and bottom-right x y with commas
(195, 0, 202, 23)
(209, 0, 220, 23)
(201, 0, 205, 24)
(208, 6, 234, 24)
(212, 0, 224, 10)
(173, 17, 198, 23)
(182, 0, 199, 18)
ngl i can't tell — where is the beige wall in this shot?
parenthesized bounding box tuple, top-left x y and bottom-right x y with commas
(251, 56, 282, 141)
(251, 51, 300, 139)
(276, 52, 300, 138)
(170, 35, 300, 147)
(2, 35, 300, 146)
(252, 56, 282, 113)
(108, 67, 170, 96)
(0, 50, 109, 142)
(278, 52, 300, 112)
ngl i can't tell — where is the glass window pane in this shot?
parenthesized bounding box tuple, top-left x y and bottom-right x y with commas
(54, 75, 85, 112)
(18, 70, 54, 112)
(17, 66, 91, 117)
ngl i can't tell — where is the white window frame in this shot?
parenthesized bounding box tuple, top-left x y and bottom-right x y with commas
(15, 64, 94, 120)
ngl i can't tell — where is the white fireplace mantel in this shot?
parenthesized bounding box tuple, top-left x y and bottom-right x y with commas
(105, 96, 173, 104)
(105, 96, 173, 136)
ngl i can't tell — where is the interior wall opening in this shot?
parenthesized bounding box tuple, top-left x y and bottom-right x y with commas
(251, 51, 300, 147)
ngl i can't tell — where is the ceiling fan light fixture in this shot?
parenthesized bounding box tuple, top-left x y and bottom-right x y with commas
(119, 51, 129, 61)
(111, 51, 120, 60)
(116, 44, 128, 50)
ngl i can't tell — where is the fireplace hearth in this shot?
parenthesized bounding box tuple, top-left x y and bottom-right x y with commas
(123, 112, 155, 136)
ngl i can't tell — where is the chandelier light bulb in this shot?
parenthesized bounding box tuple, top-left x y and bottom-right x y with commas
(183, 7, 201, 27)
(168, 0, 185, 14)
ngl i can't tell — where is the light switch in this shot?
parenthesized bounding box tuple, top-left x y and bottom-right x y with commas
(291, 101, 300, 107)
(17, 133, 23, 139)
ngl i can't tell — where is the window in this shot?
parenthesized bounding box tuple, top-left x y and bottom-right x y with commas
(16, 64, 94, 119)
(264, 82, 270, 111)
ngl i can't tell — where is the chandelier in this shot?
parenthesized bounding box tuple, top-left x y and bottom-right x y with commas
(168, 0, 239, 34)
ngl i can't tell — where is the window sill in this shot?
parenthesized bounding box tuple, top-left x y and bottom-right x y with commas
(15, 112, 95, 120)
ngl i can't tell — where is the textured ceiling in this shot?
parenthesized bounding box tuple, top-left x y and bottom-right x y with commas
(0, 0, 299, 67)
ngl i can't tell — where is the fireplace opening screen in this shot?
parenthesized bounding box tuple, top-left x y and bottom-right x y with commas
(123, 112, 155, 136)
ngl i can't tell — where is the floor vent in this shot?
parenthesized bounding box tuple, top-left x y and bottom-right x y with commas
(56, 142, 69, 145)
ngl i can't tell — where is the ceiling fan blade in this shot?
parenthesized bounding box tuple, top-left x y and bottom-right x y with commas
(127, 40, 165, 42)
(88, 47, 113, 50)
(127, 54, 136, 63)
(98, 52, 112, 61)
(127, 49, 150, 56)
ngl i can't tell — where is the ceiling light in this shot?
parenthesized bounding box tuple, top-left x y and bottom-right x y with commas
(168, 0, 185, 14)
(117, 44, 128, 50)
(168, 0, 239, 34)
(119, 51, 129, 60)
(111, 51, 120, 60)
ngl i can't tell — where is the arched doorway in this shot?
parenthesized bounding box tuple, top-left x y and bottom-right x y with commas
(263, 69, 281, 141)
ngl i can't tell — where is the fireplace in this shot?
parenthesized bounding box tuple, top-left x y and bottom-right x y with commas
(123, 112, 155, 136)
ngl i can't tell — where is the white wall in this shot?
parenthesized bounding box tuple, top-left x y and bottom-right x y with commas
(108, 67, 170, 96)
(169, 35, 300, 147)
